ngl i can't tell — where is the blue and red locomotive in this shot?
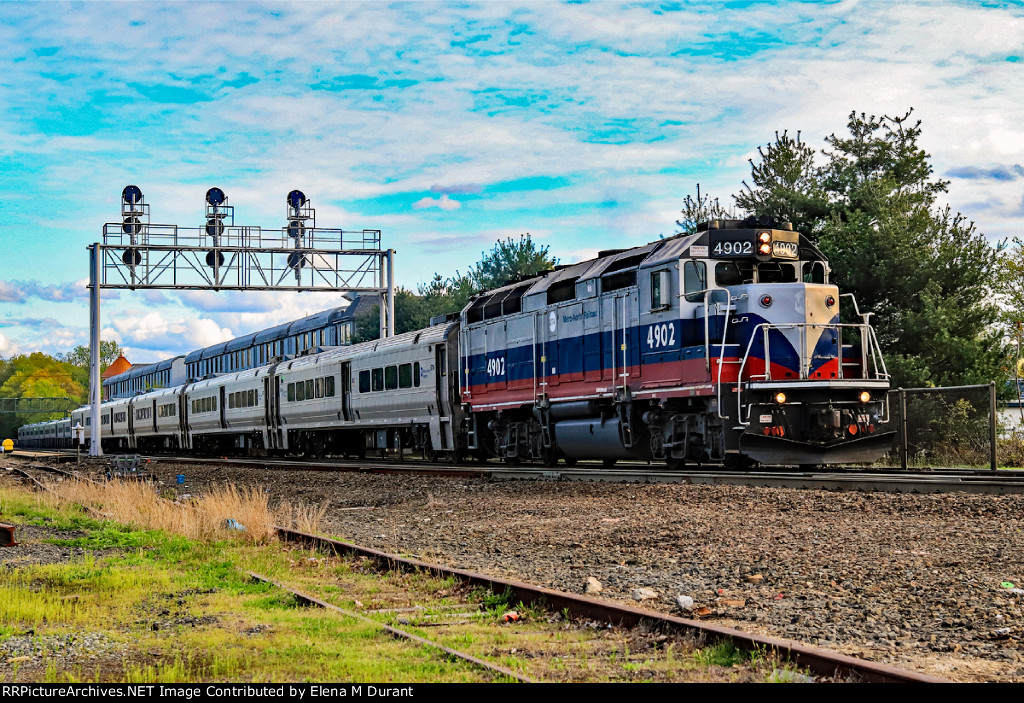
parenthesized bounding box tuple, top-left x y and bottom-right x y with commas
(459, 218, 892, 468)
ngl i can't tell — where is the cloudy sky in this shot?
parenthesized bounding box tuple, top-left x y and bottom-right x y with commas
(1, 0, 1022, 363)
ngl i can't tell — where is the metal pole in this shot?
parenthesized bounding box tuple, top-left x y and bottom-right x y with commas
(378, 252, 387, 339)
(990, 380, 997, 472)
(89, 244, 103, 457)
(899, 388, 907, 470)
(387, 249, 395, 338)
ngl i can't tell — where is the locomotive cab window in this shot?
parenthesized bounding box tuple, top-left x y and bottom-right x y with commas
(756, 262, 797, 283)
(650, 269, 672, 310)
(683, 261, 707, 302)
(802, 261, 827, 284)
(715, 261, 754, 286)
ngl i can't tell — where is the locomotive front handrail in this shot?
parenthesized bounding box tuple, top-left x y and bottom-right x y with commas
(734, 321, 890, 426)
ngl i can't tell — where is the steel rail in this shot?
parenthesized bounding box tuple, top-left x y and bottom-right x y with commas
(246, 571, 533, 683)
(275, 526, 947, 683)
(12, 450, 1024, 493)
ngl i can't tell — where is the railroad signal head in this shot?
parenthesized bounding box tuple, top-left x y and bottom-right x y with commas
(122, 185, 143, 205)
(287, 251, 306, 270)
(205, 218, 225, 237)
(287, 221, 305, 239)
(287, 190, 307, 211)
(205, 250, 225, 268)
(122, 216, 142, 235)
(122, 248, 141, 267)
(206, 187, 226, 207)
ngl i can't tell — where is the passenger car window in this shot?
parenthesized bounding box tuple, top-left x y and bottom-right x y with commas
(371, 368, 383, 392)
(359, 370, 370, 393)
(399, 363, 412, 389)
(385, 365, 398, 390)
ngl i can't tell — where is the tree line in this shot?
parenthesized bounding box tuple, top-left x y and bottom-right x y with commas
(0, 341, 123, 440)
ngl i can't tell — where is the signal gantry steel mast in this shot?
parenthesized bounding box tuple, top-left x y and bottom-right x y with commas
(88, 186, 395, 456)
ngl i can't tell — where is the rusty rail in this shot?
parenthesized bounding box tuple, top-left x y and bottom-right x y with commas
(276, 527, 947, 683)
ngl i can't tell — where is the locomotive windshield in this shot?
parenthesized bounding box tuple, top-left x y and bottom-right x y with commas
(714, 261, 800, 286)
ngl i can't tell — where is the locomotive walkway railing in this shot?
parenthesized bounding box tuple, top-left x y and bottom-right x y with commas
(731, 321, 890, 426)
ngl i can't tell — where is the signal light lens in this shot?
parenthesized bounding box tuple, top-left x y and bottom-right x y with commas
(848, 424, 859, 436)
(858, 391, 871, 404)
(774, 392, 786, 404)
(760, 294, 773, 308)
(826, 295, 836, 307)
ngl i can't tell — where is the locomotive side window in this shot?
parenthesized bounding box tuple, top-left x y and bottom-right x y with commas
(650, 269, 671, 310)
(359, 370, 371, 393)
(371, 368, 383, 392)
(399, 363, 413, 389)
(683, 261, 707, 302)
(385, 365, 398, 390)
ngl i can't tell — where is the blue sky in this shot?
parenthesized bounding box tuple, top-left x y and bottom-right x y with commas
(1, 0, 1023, 362)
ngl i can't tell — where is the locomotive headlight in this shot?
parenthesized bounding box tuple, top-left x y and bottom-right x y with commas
(757, 231, 772, 255)
(774, 392, 787, 404)
(858, 391, 871, 404)
(758, 231, 772, 244)
(758, 243, 772, 255)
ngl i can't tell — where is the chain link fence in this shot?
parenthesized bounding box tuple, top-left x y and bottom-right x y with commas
(874, 383, 1000, 470)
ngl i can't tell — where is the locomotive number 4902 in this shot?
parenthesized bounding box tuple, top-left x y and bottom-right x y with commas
(486, 357, 506, 377)
(646, 322, 676, 350)
(712, 240, 753, 256)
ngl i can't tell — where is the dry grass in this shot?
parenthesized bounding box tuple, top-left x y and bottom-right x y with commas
(275, 499, 330, 534)
(40, 479, 280, 544)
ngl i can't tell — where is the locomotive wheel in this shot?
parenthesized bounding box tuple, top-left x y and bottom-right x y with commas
(562, 456, 578, 467)
(602, 458, 617, 468)
(665, 455, 686, 470)
(423, 438, 437, 463)
(541, 446, 559, 468)
(722, 454, 754, 471)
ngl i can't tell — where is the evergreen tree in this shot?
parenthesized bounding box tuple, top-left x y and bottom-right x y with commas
(723, 110, 1004, 388)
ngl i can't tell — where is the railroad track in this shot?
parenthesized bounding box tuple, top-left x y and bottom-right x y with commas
(273, 526, 946, 683)
(1, 458, 948, 682)
(29, 450, 1024, 494)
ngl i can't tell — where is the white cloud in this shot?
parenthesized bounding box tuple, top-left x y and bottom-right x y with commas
(412, 194, 461, 211)
(0, 332, 19, 357)
(107, 312, 233, 354)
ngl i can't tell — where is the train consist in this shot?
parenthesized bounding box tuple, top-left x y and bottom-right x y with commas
(19, 219, 894, 468)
